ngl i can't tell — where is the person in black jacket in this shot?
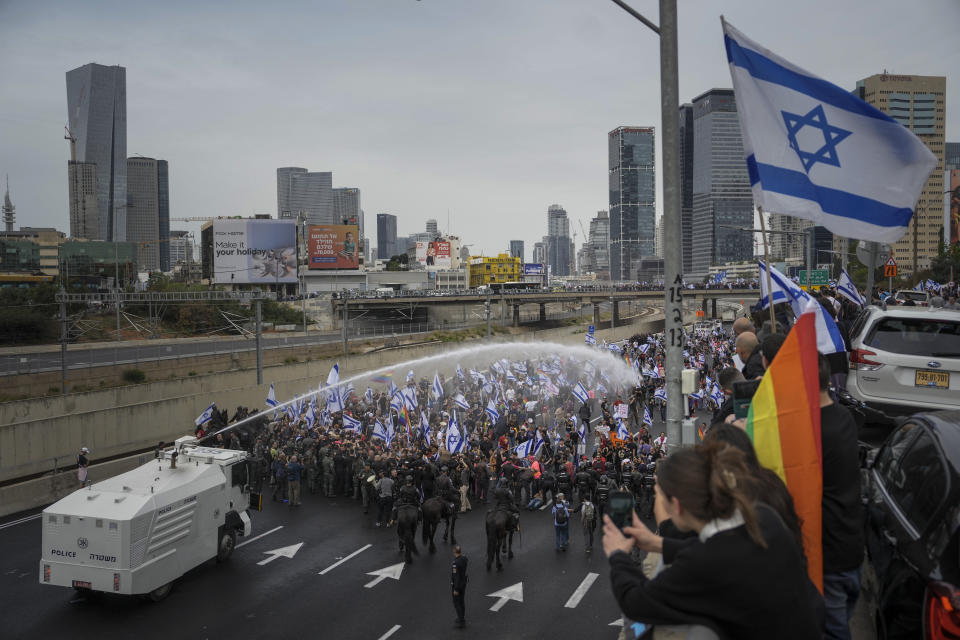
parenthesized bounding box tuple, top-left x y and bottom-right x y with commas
(737, 332, 765, 380)
(451, 545, 468, 628)
(817, 354, 864, 640)
(602, 442, 822, 640)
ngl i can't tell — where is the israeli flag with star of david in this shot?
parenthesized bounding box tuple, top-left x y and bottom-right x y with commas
(723, 19, 937, 243)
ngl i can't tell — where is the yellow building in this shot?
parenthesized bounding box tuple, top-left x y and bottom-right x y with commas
(468, 253, 522, 288)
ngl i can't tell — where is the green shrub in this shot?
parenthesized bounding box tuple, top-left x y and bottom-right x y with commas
(122, 369, 146, 384)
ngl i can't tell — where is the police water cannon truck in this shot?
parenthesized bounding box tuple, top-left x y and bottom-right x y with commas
(39, 435, 262, 601)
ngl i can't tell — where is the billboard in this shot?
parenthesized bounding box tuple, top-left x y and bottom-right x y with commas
(524, 263, 545, 276)
(213, 219, 297, 284)
(415, 240, 452, 269)
(308, 224, 360, 270)
(948, 170, 960, 247)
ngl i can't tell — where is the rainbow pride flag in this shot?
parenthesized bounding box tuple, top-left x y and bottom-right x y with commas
(370, 370, 394, 385)
(745, 313, 823, 591)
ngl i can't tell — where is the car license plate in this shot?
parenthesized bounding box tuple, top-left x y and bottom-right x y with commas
(915, 370, 949, 389)
(72, 580, 91, 589)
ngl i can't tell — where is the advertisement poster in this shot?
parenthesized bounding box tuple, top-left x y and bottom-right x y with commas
(308, 224, 360, 270)
(213, 219, 297, 284)
(949, 170, 960, 247)
(416, 241, 452, 269)
(524, 263, 545, 276)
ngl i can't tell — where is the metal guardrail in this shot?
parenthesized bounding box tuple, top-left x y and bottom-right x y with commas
(55, 290, 274, 303)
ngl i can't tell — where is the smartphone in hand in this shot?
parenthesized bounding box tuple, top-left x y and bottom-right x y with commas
(608, 491, 636, 531)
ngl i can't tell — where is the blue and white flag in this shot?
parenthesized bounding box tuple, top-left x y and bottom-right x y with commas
(327, 386, 344, 413)
(406, 370, 415, 382)
(653, 387, 667, 403)
(761, 261, 846, 354)
(432, 372, 444, 398)
(485, 399, 500, 423)
(326, 363, 340, 388)
(576, 419, 586, 443)
(365, 387, 374, 404)
(533, 430, 545, 455)
(195, 402, 216, 426)
(514, 439, 533, 459)
(453, 392, 470, 411)
(304, 403, 316, 428)
(446, 414, 465, 454)
(723, 19, 937, 244)
(389, 388, 404, 412)
(616, 420, 630, 441)
(372, 419, 391, 443)
(402, 386, 418, 412)
(342, 413, 362, 434)
(456, 364, 465, 380)
(643, 406, 653, 426)
(584, 333, 597, 346)
(837, 269, 866, 307)
(572, 381, 590, 405)
(265, 384, 278, 409)
(710, 384, 725, 408)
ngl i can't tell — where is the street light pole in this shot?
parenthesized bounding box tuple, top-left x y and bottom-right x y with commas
(608, 0, 682, 448)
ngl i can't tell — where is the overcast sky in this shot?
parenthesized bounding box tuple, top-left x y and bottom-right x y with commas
(1, 0, 957, 258)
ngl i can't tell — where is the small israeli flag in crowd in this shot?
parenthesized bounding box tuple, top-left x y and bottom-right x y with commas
(572, 381, 590, 405)
(643, 406, 653, 426)
(723, 19, 937, 244)
(616, 420, 630, 441)
(433, 372, 444, 398)
(372, 419, 390, 443)
(760, 261, 846, 355)
(514, 438, 533, 459)
(653, 387, 668, 403)
(326, 363, 340, 387)
(710, 384, 725, 407)
(454, 392, 470, 411)
(342, 413, 362, 434)
(195, 402, 216, 426)
(837, 269, 866, 307)
(365, 387, 374, 404)
(485, 399, 500, 423)
(447, 414, 465, 454)
(584, 333, 597, 346)
(265, 384, 278, 408)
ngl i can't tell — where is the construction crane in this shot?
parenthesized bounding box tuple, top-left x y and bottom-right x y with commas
(64, 126, 77, 162)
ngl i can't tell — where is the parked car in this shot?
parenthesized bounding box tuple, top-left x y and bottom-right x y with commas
(893, 289, 931, 306)
(860, 411, 960, 639)
(846, 306, 960, 417)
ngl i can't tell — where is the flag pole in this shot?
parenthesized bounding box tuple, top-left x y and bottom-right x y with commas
(759, 206, 777, 334)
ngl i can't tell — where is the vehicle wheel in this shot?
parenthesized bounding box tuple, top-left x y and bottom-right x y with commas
(147, 581, 173, 602)
(217, 527, 237, 563)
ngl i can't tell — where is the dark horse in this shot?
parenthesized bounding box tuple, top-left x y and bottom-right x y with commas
(485, 508, 517, 571)
(396, 504, 420, 564)
(421, 497, 458, 552)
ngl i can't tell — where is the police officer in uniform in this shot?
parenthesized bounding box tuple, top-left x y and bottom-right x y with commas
(437, 466, 459, 515)
(493, 486, 520, 532)
(451, 545, 468, 628)
(595, 474, 611, 521)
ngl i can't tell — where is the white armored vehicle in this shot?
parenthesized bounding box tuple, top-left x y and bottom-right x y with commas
(40, 435, 261, 600)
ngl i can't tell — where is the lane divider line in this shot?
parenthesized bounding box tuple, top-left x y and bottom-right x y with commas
(0, 513, 42, 530)
(564, 572, 600, 608)
(377, 624, 401, 640)
(319, 543, 372, 575)
(236, 525, 283, 549)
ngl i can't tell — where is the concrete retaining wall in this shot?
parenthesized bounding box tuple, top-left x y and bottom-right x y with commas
(0, 313, 668, 515)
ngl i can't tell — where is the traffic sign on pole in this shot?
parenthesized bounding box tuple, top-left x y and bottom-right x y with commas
(883, 256, 897, 279)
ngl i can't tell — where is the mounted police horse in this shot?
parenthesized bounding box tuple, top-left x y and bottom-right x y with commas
(485, 508, 517, 571)
(421, 496, 458, 552)
(396, 504, 420, 564)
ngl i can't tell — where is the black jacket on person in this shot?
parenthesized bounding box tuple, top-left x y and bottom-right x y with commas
(451, 555, 468, 592)
(608, 505, 822, 640)
(820, 402, 864, 573)
(741, 348, 765, 380)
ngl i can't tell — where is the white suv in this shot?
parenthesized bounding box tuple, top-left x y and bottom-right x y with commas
(847, 306, 960, 416)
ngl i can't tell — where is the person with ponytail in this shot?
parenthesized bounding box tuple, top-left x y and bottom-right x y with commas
(603, 442, 821, 639)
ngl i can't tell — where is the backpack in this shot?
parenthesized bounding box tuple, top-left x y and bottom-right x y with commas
(555, 503, 568, 525)
(582, 501, 596, 522)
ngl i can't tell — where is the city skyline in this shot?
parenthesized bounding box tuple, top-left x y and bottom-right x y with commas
(1, 0, 958, 258)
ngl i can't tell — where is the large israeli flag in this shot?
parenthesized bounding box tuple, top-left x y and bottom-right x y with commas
(453, 392, 470, 411)
(837, 269, 866, 307)
(265, 384, 278, 409)
(432, 372, 444, 398)
(723, 20, 937, 243)
(446, 414, 465, 454)
(342, 413, 362, 434)
(195, 402, 216, 426)
(372, 419, 391, 443)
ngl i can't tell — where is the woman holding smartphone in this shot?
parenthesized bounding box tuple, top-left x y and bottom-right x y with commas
(602, 442, 822, 639)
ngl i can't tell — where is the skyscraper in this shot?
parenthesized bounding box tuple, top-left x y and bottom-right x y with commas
(66, 63, 127, 241)
(126, 157, 169, 272)
(277, 167, 333, 224)
(690, 89, 753, 276)
(855, 74, 946, 274)
(377, 213, 398, 259)
(169, 230, 193, 266)
(546, 204, 571, 277)
(68, 162, 98, 239)
(532, 241, 546, 266)
(589, 210, 610, 278)
(509, 240, 524, 261)
(608, 127, 656, 281)
(947, 142, 960, 170)
(678, 104, 694, 274)
(426, 219, 438, 235)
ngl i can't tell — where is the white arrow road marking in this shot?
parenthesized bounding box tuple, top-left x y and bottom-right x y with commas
(609, 619, 624, 627)
(487, 582, 524, 612)
(257, 542, 304, 565)
(364, 562, 405, 588)
(318, 543, 372, 575)
(376, 624, 401, 640)
(564, 572, 599, 608)
(237, 525, 283, 549)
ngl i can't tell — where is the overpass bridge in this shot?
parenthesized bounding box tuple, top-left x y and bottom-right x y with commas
(331, 288, 757, 328)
